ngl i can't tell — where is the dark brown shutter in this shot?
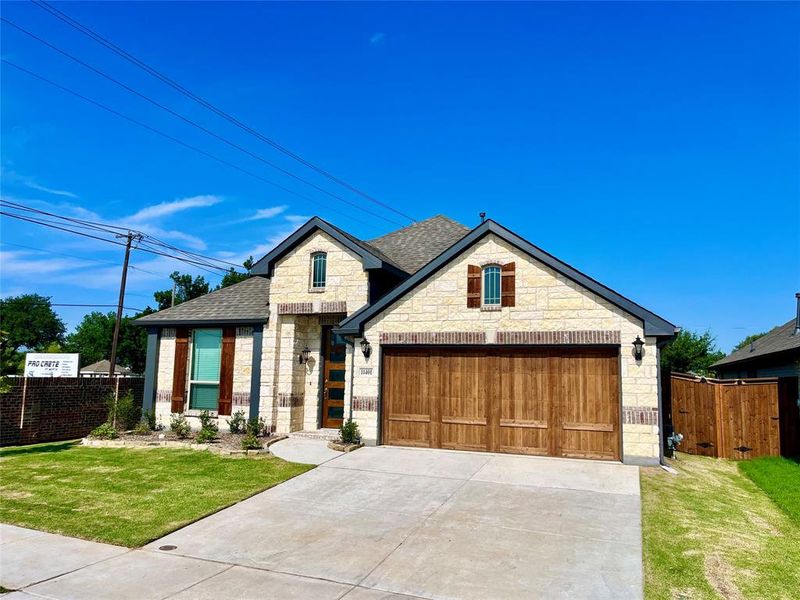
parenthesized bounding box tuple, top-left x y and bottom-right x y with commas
(171, 327, 189, 413)
(467, 265, 481, 308)
(217, 326, 235, 416)
(501, 262, 516, 307)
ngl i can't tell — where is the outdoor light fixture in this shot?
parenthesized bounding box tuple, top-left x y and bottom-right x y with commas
(360, 338, 372, 359)
(632, 336, 645, 361)
(298, 346, 311, 364)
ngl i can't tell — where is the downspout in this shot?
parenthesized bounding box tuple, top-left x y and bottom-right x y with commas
(656, 338, 672, 466)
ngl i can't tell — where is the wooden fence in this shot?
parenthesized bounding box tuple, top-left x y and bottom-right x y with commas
(669, 373, 799, 459)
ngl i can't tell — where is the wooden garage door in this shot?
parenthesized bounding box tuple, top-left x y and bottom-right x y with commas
(382, 346, 620, 460)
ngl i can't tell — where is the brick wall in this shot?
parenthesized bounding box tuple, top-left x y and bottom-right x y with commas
(0, 377, 144, 447)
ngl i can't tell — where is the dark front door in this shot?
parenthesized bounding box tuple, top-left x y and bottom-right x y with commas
(322, 327, 346, 428)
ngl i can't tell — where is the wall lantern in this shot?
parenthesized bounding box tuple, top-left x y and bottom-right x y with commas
(298, 346, 311, 364)
(360, 338, 372, 359)
(632, 336, 645, 361)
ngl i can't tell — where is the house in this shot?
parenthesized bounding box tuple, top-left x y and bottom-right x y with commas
(135, 215, 677, 465)
(712, 294, 800, 380)
(79, 359, 133, 378)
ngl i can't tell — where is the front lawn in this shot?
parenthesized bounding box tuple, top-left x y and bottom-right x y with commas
(739, 456, 800, 524)
(640, 453, 800, 600)
(0, 440, 313, 547)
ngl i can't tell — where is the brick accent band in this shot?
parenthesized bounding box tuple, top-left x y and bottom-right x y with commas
(277, 302, 313, 315)
(232, 392, 250, 406)
(623, 406, 659, 425)
(352, 396, 378, 411)
(156, 390, 172, 404)
(321, 301, 347, 313)
(235, 326, 253, 337)
(277, 393, 304, 408)
(496, 330, 621, 345)
(379, 332, 487, 345)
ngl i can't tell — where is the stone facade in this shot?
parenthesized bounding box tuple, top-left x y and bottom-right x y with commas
(257, 231, 366, 433)
(350, 234, 661, 463)
(147, 228, 665, 464)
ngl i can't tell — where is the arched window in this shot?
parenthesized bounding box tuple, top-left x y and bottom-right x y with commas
(482, 265, 501, 306)
(311, 252, 327, 289)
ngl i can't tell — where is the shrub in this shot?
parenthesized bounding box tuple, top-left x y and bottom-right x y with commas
(142, 409, 157, 431)
(106, 390, 141, 430)
(198, 410, 219, 434)
(246, 416, 266, 437)
(340, 419, 360, 444)
(132, 420, 151, 436)
(196, 427, 216, 444)
(90, 422, 118, 440)
(241, 432, 262, 450)
(227, 410, 246, 434)
(170, 414, 191, 439)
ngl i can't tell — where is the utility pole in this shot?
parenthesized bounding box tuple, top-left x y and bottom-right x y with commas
(108, 231, 141, 378)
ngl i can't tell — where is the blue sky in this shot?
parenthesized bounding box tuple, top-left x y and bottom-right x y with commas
(1, 1, 798, 351)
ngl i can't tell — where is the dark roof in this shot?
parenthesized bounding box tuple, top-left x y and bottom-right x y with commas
(250, 217, 407, 277)
(80, 360, 132, 374)
(336, 219, 677, 338)
(712, 319, 800, 368)
(369, 215, 471, 274)
(135, 276, 270, 326)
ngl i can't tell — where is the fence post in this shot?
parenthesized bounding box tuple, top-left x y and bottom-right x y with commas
(19, 375, 28, 430)
(714, 383, 724, 458)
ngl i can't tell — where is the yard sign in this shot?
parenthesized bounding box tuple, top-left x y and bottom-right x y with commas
(24, 353, 80, 377)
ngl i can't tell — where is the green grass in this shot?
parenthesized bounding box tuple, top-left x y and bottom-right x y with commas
(641, 453, 800, 600)
(739, 456, 800, 525)
(0, 440, 313, 547)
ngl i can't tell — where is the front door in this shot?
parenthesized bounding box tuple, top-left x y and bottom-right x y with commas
(322, 327, 346, 428)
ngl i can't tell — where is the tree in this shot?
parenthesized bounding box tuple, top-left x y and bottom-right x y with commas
(64, 311, 149, 373)
(0, 294, 66, 374)
(732, 331, 769, 353)
(217, 256, 254, 290)
(660, 330, 726, 375)
(153, 272, 210, 310)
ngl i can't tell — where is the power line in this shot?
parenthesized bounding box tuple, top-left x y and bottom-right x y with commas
(0, 210, 231, 273)
(0, 59, 371, 228)
(0, 199, 243, 271)
(31, 0, 416, 223)
(1, 17, 401, 226)
(50, 303, 145, 311)
(0, 240, 161, 276)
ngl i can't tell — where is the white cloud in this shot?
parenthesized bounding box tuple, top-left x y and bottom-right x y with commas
(284, 214, 311, 225)
(370, 32, 387, 46)
(1, 168, 78, 199)
(126, 195, 221, 223)
(230, 205, 289, 224)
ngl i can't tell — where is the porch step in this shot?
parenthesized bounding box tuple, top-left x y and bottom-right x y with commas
(288, 429, 341, 442)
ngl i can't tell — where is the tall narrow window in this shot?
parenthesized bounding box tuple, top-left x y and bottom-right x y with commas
(188, 329, 222, 410)
(311, 252, 327, 288)
(482, 265, 501, 306)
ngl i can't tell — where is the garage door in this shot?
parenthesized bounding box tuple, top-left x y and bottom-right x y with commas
(381, 346, 620, 460)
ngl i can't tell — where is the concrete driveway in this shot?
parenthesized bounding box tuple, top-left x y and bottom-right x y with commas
(10, 446, 642, 599)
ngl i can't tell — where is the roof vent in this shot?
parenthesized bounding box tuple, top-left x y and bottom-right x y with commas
(479, 212, 486, 224)
(795, 292, 800, 335)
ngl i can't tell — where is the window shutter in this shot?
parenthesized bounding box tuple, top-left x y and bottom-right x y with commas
(467, 265, 481, 308)
(501, 262, 516, 307)
(171, 327, 189, 413)
(218, 326, 235, 416)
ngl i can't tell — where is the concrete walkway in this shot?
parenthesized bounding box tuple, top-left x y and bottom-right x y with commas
(269, 437, 343, 465)
(0, 447, 642, 599)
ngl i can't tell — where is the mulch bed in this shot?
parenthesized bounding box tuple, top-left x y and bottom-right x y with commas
(118, 430, 276, 452)
(84, 430, 288, 456)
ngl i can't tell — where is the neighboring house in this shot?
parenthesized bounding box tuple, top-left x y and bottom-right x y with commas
(135, 215, 677, 465)
(712, 295, 800, 379)
(79, 359, 133, 378)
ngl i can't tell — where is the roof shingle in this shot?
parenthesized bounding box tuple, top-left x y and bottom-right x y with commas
(135, 276, 270, 325)
(368, 215, 471, 274)
(712, 318, 800, 368)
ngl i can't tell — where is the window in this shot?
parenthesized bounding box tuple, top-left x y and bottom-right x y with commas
(482, 265, 501, 306)
(188, 329, 222, 410)
(311, 252, 327, 289)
